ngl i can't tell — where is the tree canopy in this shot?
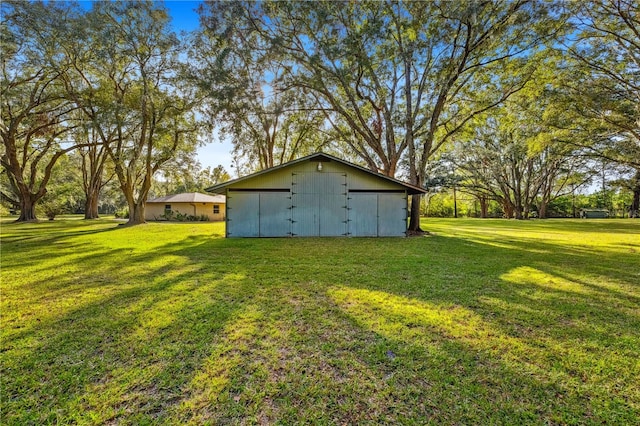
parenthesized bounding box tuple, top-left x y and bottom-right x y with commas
(1, 0, 637, 222)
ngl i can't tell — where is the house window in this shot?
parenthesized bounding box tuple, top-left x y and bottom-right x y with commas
(213, 204, 220, 214)
(165, 204, 172, 213)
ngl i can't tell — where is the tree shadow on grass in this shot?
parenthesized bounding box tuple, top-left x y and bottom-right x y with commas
(2, 222, 639, 424)
(0, 219, 120, 245)
(164, 233, 639, 423)
(171, 230, 638, 423)
(527, 218, 640, 234)
(447, 218, 640, 235)
(1, 236, 250, 424)
(317, 231, 639, 423)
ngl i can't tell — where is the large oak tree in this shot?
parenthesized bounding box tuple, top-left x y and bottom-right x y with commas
(83, 1, 199, 225)
(205, 0, 562, 230)
(1, 1, 84, 221)
(558, 0, 640, 216)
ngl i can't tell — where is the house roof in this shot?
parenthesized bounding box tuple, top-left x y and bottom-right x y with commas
(147, 192, 226, 204)
(205, 152, 426, 195)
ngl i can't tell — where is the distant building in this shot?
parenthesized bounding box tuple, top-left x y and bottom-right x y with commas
(145, 192, 225, 221)
(206, 152, 425, 237)
(580, 209, 609, 219)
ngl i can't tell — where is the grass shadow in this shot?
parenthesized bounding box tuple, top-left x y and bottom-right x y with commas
(2, 218, 639, 423)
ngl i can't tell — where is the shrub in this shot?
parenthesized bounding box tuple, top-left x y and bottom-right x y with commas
(39, 200, 67, 221)
(160, 210, 174, 221)
(114, 208, 129, 219)
(159, 211, 210, 222)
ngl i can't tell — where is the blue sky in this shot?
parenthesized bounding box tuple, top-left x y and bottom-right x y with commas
(79, 1, 201, 32)
(164, 1, 201, 32)
(163, 1, 236, 175)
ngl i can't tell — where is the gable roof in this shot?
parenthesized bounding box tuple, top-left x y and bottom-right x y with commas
(147, 192, 226, 204)
(205, 152, 426, 195)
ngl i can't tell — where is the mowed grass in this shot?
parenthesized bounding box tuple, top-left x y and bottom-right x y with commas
(1, 217, 639, 425)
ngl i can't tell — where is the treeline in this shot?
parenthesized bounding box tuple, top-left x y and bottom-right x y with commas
(1, 0, 638, 224)
(423, 189, 634, 219)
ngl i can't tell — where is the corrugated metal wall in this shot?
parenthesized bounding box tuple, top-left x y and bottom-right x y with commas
(292, 172, 347, 236)
(226, 160, 409, 237)
(348, 192, 407, 237)
(226, 192, 260, 237)
(377, 193, 408, 236)
(226, 191, 291, 237)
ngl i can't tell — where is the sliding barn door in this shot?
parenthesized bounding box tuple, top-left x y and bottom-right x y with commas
(291, 172, 347, 236)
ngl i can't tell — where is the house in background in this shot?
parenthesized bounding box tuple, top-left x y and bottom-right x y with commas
(206, 152, 425, 237)
(145, 192, 226, 221)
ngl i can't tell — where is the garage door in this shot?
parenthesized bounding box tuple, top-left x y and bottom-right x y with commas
(348, 193, 377, 236)
(226, 190, 291, 237)
(348, 191, 407, 237)
(377, 192, 408, 236)
(258, 192, 291, 237)
(227, 192, 259, 237)
(291, 172, 347, 236)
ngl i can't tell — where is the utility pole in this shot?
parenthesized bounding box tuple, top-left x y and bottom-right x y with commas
(453, 185, 458, 218)
(571, 183, 576, 218)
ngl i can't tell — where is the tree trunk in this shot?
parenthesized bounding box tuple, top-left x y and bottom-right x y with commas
(631, 190, 639, 218)
(453, 186, 458, 218)
(479, 196, 488, 218)
(408, 193, 423, 232)
(513, 194, 524, 219)
(538, 200, 548, 219)
(83, 174, 102, 219)
(17, 196, 38, 222)
(514, 198, 524, 219)
(127, 201, 146, 225)
(503, 201, 514, 219)
(81, 145, 106, 220)
(84, 191, 100, 219)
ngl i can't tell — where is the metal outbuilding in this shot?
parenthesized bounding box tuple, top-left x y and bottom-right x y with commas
(206, 153, 425, 237)
(579, 209, 609, 219)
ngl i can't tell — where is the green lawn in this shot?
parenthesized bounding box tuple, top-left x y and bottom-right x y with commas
(1, 217, 639, 425)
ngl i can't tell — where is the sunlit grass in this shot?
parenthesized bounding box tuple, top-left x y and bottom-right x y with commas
(1, 217, 639, 424)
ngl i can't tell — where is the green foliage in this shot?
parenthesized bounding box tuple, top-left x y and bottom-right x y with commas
(423, 191, 500, 218)
(424, 193, 460, 218)
(191, 2, 328, 172)
(38, 200, 66, 221)
(452, 55, 594, 220)
(47, 1, 202, 225)
(153, 161, 231, 197)
(1, 218, 639, 423)
(5, 0, 638, 227)
(159, 211, 210, 222)
(552, 1, 640, 171)
(114, 208, 129, 219)
(612, 189, 633, 217)
(1, 1, 84, 221)
(546, 195, 580, 218)
(547, 187, 636, 219)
